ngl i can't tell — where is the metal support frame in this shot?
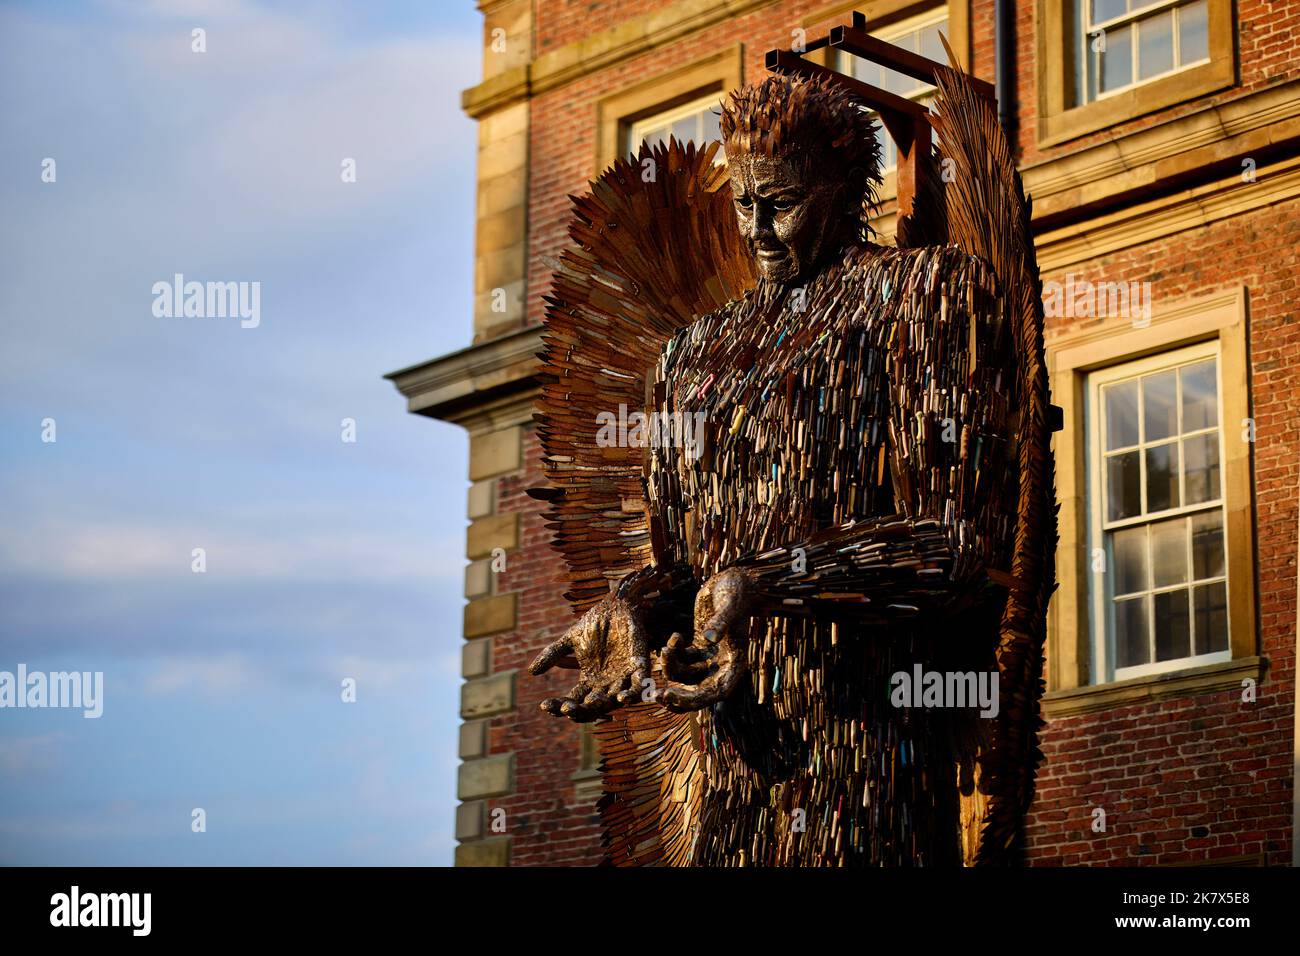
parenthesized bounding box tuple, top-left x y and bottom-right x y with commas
(765, 10, 996, 227)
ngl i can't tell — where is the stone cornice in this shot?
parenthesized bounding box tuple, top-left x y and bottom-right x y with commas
(1023, 78, 1300, 229)
(384, 324, 542, 427)
(1035, 153, 1300, 273)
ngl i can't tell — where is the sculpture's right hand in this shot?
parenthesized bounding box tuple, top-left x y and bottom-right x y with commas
(528, 596, 651, 722)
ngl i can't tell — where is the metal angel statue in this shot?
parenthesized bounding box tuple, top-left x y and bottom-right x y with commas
(528, 45, 1056, 866)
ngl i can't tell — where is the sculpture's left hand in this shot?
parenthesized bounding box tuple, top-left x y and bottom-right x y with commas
(655, 568, 754, 712)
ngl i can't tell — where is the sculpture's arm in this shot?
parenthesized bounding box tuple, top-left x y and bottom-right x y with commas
(730, 513, 999, 621)
(654, 514, 981, 712)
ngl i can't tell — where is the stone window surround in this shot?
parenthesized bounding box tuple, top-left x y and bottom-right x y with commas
(1044, 285, 1262, 718)
(1035, 0, 1236, 147)
(594, 44, 744, 174)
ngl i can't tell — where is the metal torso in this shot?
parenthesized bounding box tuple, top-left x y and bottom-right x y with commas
(645, 244, 970, 866)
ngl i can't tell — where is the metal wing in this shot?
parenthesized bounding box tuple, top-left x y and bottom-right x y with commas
(914, 63, 1059, 865)
(534, 138, 756, 865)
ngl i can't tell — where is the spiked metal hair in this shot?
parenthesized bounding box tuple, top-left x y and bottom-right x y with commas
(720, 72, 883, 233)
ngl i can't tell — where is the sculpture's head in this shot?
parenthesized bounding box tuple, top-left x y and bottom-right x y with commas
(721, 74, 882, 284)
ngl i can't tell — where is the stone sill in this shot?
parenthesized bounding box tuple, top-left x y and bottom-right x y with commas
(1042, 656, 1268, 719)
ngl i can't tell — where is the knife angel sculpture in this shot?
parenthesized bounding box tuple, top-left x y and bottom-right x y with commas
(530, 61, 1055, 866)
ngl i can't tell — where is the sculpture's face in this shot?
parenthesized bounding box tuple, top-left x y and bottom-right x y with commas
(726, 151, 846, 284)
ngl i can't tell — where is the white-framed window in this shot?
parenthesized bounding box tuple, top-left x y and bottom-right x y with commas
(1073, 0, 1211, 106)
(1086, 340, 1230, 683)
(627, 92, 724, 159)
(836, 8, 947, 171)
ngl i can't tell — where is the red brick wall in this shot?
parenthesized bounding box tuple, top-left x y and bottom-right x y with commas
(536, 0, 646, 52)
(1027, 198, 1300, 865)
(490, 426, 604, 866)
(480, 0, 1297, 866)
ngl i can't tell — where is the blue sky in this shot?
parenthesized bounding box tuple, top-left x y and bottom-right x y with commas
(0, 0, 480, 864)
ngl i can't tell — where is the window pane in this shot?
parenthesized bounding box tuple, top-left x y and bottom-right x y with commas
(1101, 24, 1134, 93)
(920, 24, 945, 64)
(702, 108, 721, 145)
(1091, 0, 1126, 22)
(1095, 349, 1229, 679)
(1112, 525, 1148, 595)
(1106, 379, 1140, 448)
(1180, 359, 1218, 431)
(1150, 516, 1187, 588)
(1183, 433, 1220, 504)
(1194, 581, 1228, 653)
(1145, 442, 1179, 511)
(883, 67, 916, 96)
(671, 115, 697, 146)
(1137, 10, 1175, 80)
(1115, 596, 1150, 667)
(639, 124, 668, 150)
(1179, 0, 1210, 64)
(1143, 369, 1178, 441)
(1191, 510, 1225, 580)
(855, 18, 944, 127)
(1107, 451, 1142, 520)
(1154, 589, 1191, 661)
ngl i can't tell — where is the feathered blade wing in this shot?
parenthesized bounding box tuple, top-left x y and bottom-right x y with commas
(919, 64, 1058, 865)
(535, 139, 756, 865)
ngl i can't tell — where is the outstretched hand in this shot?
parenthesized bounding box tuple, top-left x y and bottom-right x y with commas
(656, 568, 754, 712)
(529, 595, 651, 722)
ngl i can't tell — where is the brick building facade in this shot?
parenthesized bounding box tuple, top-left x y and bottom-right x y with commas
(387, 0, 1300, 866)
